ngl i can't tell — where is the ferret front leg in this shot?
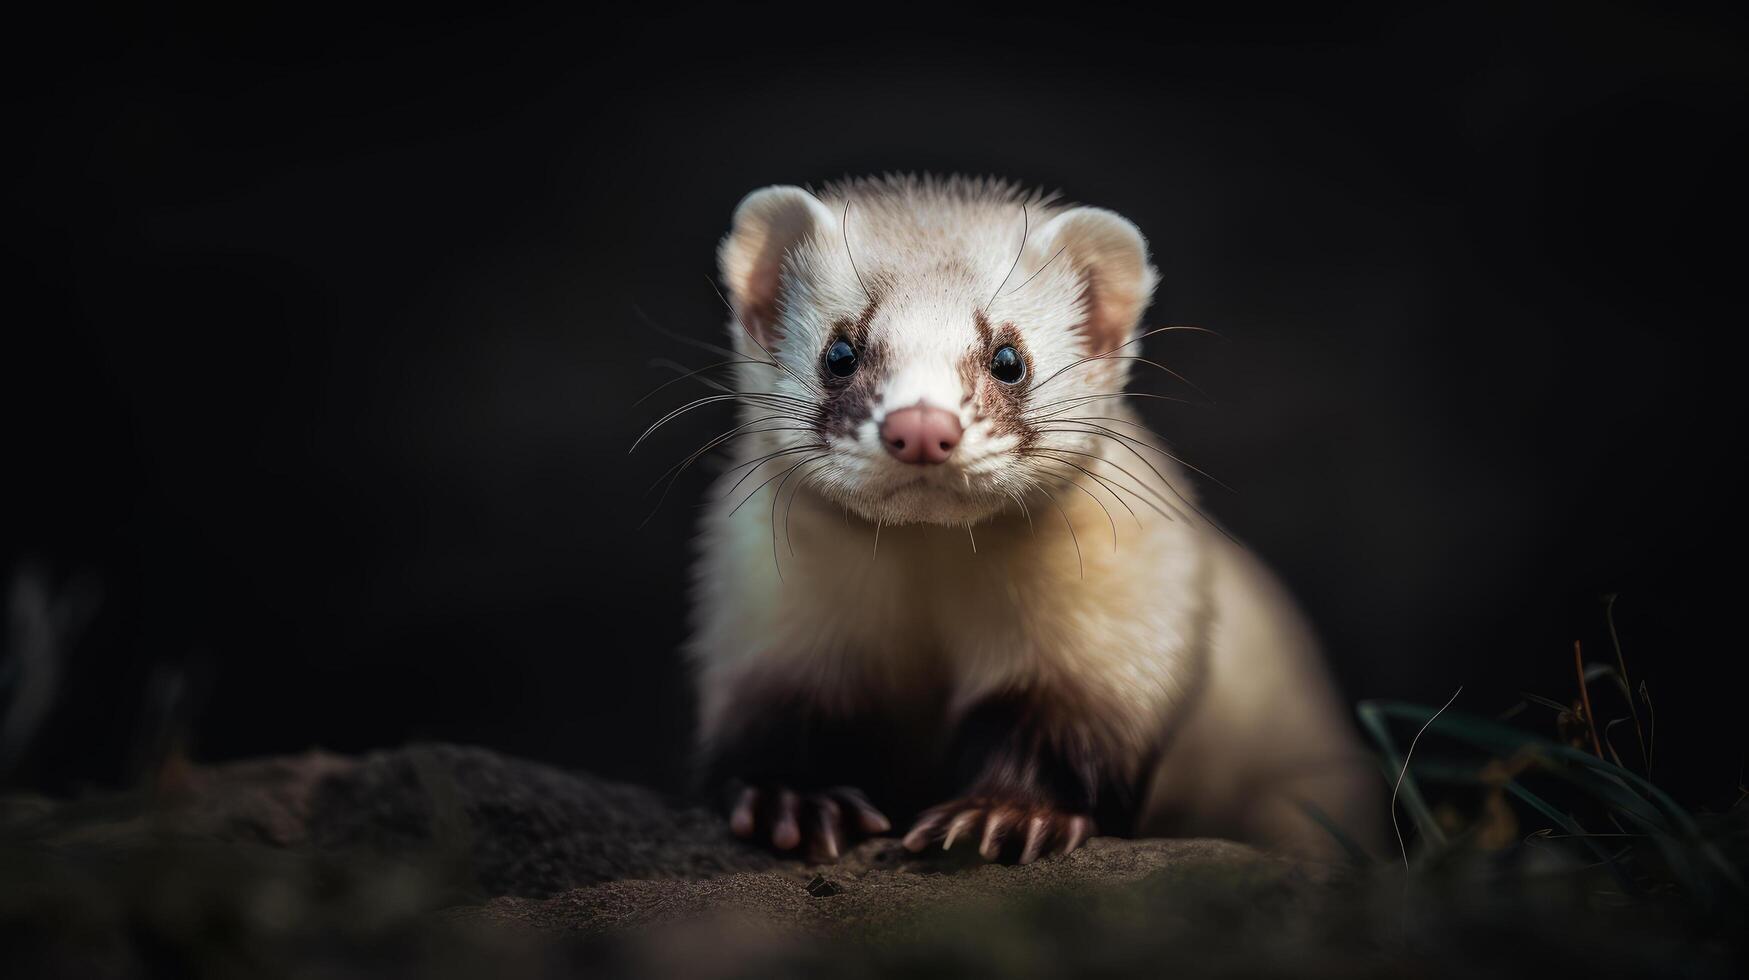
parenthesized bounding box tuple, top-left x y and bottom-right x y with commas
(700, 698, 893, 863)
(902, 690, 1131, 863)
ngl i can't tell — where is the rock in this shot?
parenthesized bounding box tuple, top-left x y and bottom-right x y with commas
(6, 743, 1733, 979)
(172, 743, 1273, 915)
(133, 744, 1291, 954)
(300, 744, 783, 896)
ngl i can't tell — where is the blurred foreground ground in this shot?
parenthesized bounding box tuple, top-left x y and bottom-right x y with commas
(3, 744, 1742, 978)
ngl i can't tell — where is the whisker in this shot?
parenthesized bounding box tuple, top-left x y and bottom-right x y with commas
(1028, 445, 1176, 524)
(842, 199, 874, 304)
(1030, 325, 1217, 395)
(1035, 413, 1159, 432)
(1008, 491, 1035, 535)
(782, 455, 833, 558)
(639, 417, 812, 528)
(1030, 437, 1181, 513)
(1023, 390, 1201, 421)
(633, 308, 816, 401)
(631, 304, 741, 362)
(635, 280, 837, 411)
(1035, 425, 1202, 509)
(722, 444, 829, 501)
(632, 394, 748, 452)
(1096, 355, 1212, 400)
(637, 357, 791, 405)
(1029, 458, 1122, 550)
(732, 392, 823, 414)
(1036, 480, 1083, 579)
(1028, 458, 1112, 553)
(1029, 449, 1144, 531)
(1003, 243, 1067, 298)
(647, 415, 805, 488)
(1134, 323, 1221, 342)
(1034, 426, 1230, 538)
(720, 442, 823, 481)
(984, 204, 1028, 315)
(771, 452, 825, 576)
(731, 451, 830, 521)
(1036, 419, 1233, 493)
(645, 418, 817, 490)
(1032, 353, 1210, 402)
(632, 391, 821, 452)
(704, 274, 826, 398)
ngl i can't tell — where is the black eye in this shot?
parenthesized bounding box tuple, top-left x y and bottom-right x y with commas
(825, 339, 858, 377)
(989, 345, 1025, 384)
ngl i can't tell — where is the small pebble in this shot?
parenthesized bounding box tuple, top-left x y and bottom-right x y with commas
(805, 874, 841, 897)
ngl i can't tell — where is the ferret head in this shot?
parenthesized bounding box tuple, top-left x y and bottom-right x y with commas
(716, 176, 1158, 526)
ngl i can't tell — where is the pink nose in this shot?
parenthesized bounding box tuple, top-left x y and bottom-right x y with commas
(880, 405, 962, 465)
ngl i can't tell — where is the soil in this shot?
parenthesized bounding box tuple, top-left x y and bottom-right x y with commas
(2, 744, 1738, 979)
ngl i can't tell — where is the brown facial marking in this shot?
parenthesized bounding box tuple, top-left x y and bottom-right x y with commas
(962, 316, 1036, 449)
(818, 298, 884, 438)
(972, 308, 995, 349)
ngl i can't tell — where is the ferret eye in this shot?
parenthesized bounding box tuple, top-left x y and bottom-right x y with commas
(989, 345, 1025, 384)
(825, 339, 858, 377)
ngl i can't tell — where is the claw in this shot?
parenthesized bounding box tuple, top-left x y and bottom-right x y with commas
(1061, 814, 1093, 855)
(811, 797, 843, 861)
(833, 786, 891, 834)
(1018, 815, 1050, 864)
(979, 809, 1014, 860)
(942, 809, 981, 850)
(771, 789, 801, 850)
(902, 798, 1094, 865)
(729, 786, 758, 839)
(813, 823, 841, 861)
(902, 811, 947, 852)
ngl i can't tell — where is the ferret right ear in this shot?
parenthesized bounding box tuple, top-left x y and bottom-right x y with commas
(718, 186, 838, 347)
(1033, 207, 1158, 354)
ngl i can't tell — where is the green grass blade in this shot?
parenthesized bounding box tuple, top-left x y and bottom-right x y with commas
(1356, 701, 1445, 851)
(1505, 781, 1637, 894)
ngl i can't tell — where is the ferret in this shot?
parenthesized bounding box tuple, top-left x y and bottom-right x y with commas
(668, 175, 1382, 864)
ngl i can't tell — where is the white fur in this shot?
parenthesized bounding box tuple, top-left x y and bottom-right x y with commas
(686, 176, 1382, 857)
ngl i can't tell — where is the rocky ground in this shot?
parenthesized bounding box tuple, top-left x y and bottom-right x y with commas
(2, 744, 1741, 979)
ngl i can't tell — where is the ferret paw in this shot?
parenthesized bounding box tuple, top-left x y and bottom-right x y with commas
(901, 799, 1094, 864)
(725, 783, 892, 862)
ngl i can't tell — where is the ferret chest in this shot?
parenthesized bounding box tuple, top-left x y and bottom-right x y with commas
(772, 501, 1079, 667)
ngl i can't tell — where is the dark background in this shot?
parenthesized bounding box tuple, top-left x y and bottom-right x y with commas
(5, 3, 1745, 805)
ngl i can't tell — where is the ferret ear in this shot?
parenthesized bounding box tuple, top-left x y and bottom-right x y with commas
(1034, 207, 1158, 353)
(717, 186, 838, 347)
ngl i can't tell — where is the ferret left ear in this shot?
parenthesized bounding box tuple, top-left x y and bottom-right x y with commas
(1034, 207, 1158, 353)
(718, 186, 839, 347)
